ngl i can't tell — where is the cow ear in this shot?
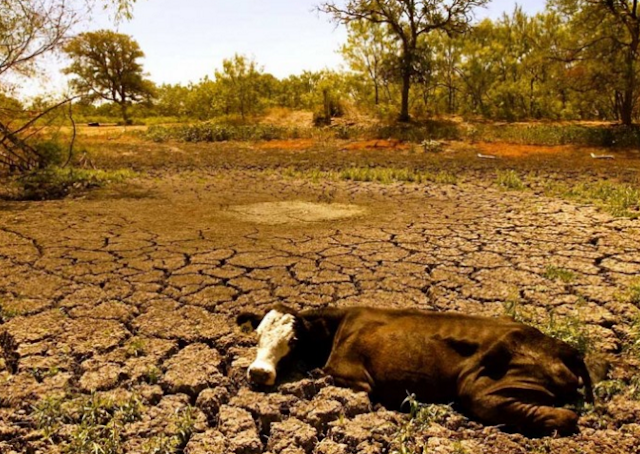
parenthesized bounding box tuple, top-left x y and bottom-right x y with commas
(236, 312, 264, 331)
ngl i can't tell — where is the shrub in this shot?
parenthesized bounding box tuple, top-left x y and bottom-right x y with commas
(33, 140, 67, 168)
(18, 167, 135, 200)
(146, 125, 172, 143)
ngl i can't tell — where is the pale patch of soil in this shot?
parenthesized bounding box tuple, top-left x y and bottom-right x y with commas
(227, 202, 367, 225)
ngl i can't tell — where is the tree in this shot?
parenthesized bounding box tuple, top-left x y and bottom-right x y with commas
(64, 30, 155, 124)
(320, 0, 489, 121)
(550, 0, 640, 124)
(341, 21, 398, 106)
(1, 0, 138, 171)
(214, 54, 269, 119)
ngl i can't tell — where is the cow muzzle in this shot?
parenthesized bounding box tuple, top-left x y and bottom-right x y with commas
(247, 359, 277, 386)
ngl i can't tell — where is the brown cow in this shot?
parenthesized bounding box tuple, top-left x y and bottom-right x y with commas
(238, 305, 594, 436)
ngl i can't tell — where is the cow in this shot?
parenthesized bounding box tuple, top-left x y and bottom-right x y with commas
(237, 305, 595, 436)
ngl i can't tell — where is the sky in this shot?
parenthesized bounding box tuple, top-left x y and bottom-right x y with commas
(21, 0, 548, 98)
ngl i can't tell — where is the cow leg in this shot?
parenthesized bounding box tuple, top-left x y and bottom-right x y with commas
(459, 379, 579, 435)
(323, 355, 373, 394)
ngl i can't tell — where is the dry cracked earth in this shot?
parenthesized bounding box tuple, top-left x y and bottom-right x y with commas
(1, 162, 640, 453)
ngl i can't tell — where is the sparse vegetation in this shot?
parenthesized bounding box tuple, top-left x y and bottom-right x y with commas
(339, 167, 457, 185)
(147, 123, 309, 143)
(141, 434, 179, 454)
(32, 392, 145, 452)
(15, 167, 135, 200)
(543, 266, 576, 283)
(280, 166, 458, 186)
(628, 315, 640, 355)
(546, 181, 640, 219)
(144, 365, 162, 385)
(392, 394, 457, 454)
(503, 302, 591, 354)
(496, 170, 525, 191)
(626, 281, 640, 306)
(594, 376, 640, 401)
(125, 338, 147, 358)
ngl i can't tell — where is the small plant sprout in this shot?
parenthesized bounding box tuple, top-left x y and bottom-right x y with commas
(543, 266, 576, 283)
(126, 338, 147, 357)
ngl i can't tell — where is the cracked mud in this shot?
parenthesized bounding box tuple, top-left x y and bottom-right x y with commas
(1, 153, 640, 453)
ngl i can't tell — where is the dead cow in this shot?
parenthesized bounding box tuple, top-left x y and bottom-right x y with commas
(238, 305, 594, 436)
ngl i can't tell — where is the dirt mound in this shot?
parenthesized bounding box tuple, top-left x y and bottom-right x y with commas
(227, 202, 367, 225)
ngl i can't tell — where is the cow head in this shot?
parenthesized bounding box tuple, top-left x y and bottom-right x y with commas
(238, 307, 298, 386)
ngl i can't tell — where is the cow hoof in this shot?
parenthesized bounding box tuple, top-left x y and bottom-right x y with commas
(542, 408, 579, 435)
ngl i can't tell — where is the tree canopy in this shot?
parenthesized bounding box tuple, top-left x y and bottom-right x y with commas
(64, 30, 155, 124)
(320, 0, 490, 121)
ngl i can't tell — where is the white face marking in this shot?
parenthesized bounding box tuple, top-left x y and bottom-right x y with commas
(247, 310, 296, 386)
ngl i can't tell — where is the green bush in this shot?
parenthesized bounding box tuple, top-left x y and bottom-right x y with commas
(33, 140, 67, 168)
(18, 167, 135, 200)
(146, 125, 173, 143)
(474, 123, 640, 147)
(147, 122, 309, 142)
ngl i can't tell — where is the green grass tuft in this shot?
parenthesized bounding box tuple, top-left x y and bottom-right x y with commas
(32, 392, 145, 452)
(392, 394, 457, 454)
(496, 170, 525, 190)
(503, 302, 591, 354)
(548, 181, 640, 219)
(543, 266, 576, 283)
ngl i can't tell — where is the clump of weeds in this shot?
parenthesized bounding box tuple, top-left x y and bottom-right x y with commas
(32, 392, 144, 453)
(502, 301, 591, 354)
(496, 170, 525, 190)
(543, 265, 576, 283)
(391, 393, 458, 454)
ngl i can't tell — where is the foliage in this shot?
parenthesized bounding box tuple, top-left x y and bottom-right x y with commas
(214, 54, 273, 119)
(320, 0, 490, 122)
(0, 0, 138, 174)
(64, 30, 155, 125)
(594, 376, 640, 401)
(16, 167, 135, 200)
(340, 21, 398, 107)
(0, 0, 76, 80)
(153, 122, 308, 143)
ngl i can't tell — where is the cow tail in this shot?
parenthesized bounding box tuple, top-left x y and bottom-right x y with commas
(575, 354, 594, 404)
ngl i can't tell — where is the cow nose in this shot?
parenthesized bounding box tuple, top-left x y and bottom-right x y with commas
(247, 361, 276, 386)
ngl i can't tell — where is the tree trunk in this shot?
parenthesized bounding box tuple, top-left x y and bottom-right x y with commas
(120, 102, 131, 125)
(619, 25, 640, 125)
(399, 64, 411, 122)
(374, 82, 380, 105)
